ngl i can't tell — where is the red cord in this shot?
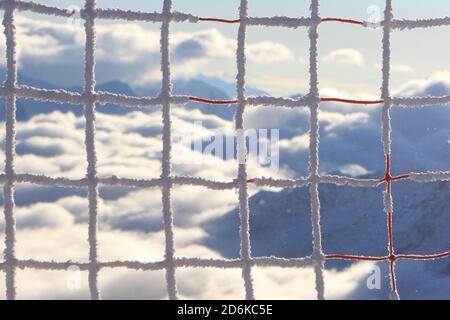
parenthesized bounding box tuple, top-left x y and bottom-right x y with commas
(388, 210, 394, 258)
(189, 96, 384, 106)
(397, 251, 450, 260)
(320, 17, 365, 26)
(378, 154, 410, 193)
(199, 17, 241, 24)
(320, 97, 384, 105)
(198, 17, 365, 26)
(390, 260, 397, 292)
(189, 96, 238, 105)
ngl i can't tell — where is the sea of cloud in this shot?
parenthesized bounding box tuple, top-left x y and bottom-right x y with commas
(0, 14, 449, 299)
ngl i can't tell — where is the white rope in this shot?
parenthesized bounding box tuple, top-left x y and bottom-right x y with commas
(2, 0, 17, 301)
(0, 0, 449, 301)
(235, 0, 255, 301)
(392, 95, 450, 107)
(246, 95, 312, 108)
(381, 2, 392, 156)
(319, 175, 380, 187)
(97, 9, 198, 23)
(160, 0, 178, 301)
(0, 0, 74, 17)
(83, 0, 101, 300)
(392, 17, 450, 30)
(409, 172, 450, 182)
(2, 84, 450, 110)
(308, 0, 326, 301)
(0, 257, 317, 271)
(0, 172, 446, 191)
(247, 16, 312, 28)
(383, 191, 393, 216)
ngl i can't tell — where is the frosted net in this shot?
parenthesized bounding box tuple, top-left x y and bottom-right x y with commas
(0, 0, 450, 300)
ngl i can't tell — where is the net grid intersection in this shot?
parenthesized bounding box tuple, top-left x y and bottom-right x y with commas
(0, 0, 450, 300)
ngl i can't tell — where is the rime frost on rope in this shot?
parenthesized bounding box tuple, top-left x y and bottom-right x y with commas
(0, 0, 74, 17)
(235, 0, 255, 301)
(319, 175, 380, 187)
(246, 95, 311, 108)
(0, 172, 445, 191)
(97, 9, 198, 23)
(392, 95, 450, 107)
(0, 256, 322, 272)
(160, 0, 178, 301)
(252, 177, 310, 188)
(83, 0, 101, 301)
(252, 257, 315, 268)
(383, 191, 394, 218)
(247, 16, 312, 28)
(409, 172, 450, 182)
(392, 17, 450, 30)
(308, 0, 326, 301)
(1, 0, 450, 301)
(2, 0, 17, 301)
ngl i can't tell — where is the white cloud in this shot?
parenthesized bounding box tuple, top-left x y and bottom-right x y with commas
(390, 64, 414, 73)
(3, 15, 295, 86)
(247, 41, 294, 63)
(393, 69, 450, 96)
(280, 134, 309, 152)
(374, 63, 414, 73)
(320, 110, 370, 132)
(322, 49, 365, 67)
(1, 211, 382, 299)
(172, 29, 235, 60)
(339, 164, 372, 177)
(2, 203, 74, 230)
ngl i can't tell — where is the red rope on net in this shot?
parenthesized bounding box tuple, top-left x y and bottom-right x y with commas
(198, 16, 366, 26)
(320, 17, 365, 26)
(320, 97, 384, 105)
(189, 96, 385, 106)
(189, 96, 238, 105)
(397, 251, 450, 260)
(198, 17, 241, 24)
(378, 154, 410, 193)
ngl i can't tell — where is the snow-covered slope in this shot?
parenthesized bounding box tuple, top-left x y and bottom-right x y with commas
(204, 179, 450, 259)
(202, 178, 450, 299)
